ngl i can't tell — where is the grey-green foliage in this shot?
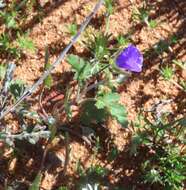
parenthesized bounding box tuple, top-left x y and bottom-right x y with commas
(77, 164, 108, 190)
(0, 124, 50, 147)
(90, 33, 111, 60)
(0, 11, 17, 28)
(81, 183, 99, 190)
(44, 47, 53, 89)
(0, 0, 6, 8)
(9, 79, 26, 100)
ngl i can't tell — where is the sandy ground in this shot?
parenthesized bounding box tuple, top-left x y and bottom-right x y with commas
(0, 0, 185, 189)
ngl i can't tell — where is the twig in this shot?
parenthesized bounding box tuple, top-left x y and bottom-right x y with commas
(39, 87, 49, 119)
(58, 125, 92, 146)
(40, 141, 50, 171)
(63, 132, 70, 176)
(169, 79, 185, 91)
(0, 0, 104, 120)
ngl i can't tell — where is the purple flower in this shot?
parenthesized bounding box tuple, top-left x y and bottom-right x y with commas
(116, 45, 143, 72)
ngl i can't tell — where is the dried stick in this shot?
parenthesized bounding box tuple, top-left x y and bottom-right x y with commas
(0, 0, 104, 120)
(63, 132, 70, 176)
(0, 63, 16, 110)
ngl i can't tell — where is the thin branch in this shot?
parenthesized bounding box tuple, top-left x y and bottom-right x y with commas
(63, 132, 70, 176)
(0, 63, 16, 110)
(0, 0, 104, 120)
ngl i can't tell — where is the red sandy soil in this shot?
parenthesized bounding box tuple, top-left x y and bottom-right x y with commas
(0, 0, 185, 189)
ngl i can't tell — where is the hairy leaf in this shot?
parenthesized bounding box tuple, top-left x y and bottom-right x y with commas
(96, 93, 127, 127)
(67, 54, 92, 82)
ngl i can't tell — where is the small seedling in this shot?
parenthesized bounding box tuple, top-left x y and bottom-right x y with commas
(116, 35, 130, 47)
(132, 5, 157, 28)
(148, 19, 157, 28)
(68, 23, 78, 36)
(161, 66, 174, 81)
(0, 11, 17, 29)
(16, 33, 35, 53)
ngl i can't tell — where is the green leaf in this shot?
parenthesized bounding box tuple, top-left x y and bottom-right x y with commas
(9, 80, 25, 100)
(67, 54, 85, 72)
(104, 0, 113, 15)
(109, 103, 127, 126)
(96, 93, 120, 109)
(16, 33, 35, 52)
(68, 23, 77, 36)
(67, 54, 92, 82)
(96, 93, 127, 127)
(44, 75, 53, 89)
(1, 11, 17, 29)
(148, 19, 157, 28)
(29, 173, 42, 190)
(80, 101, 107, 125)
(44, 47, 53, 89)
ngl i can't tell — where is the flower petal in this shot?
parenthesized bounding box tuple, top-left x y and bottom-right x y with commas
(116, 45, 143, 72)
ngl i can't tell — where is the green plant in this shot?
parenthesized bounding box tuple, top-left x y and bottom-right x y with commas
(0, 10, 18, 29)
(160, 63, 185, 91)
(116, 35, 131, 47)
(148, 19, 157, 28)
(68, 23, 78, 36)
(142, 147, 186, 190)
(96, 92, 127, 126)
(161, 66, 174, 80)
(77, 164, 108, 189)
(16, 33, 35, 52)
(132, 4, 157, 28)
(0, 1, 36, 58)
(87, 32, 111, 60)
(180, 80, 186, 91)
(130, 112, 186, 189)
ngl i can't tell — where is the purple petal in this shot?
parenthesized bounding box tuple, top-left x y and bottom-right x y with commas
(116, 45, 143, 72)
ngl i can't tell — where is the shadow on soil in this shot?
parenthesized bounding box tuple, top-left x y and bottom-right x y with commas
(0, 0, 186, 189)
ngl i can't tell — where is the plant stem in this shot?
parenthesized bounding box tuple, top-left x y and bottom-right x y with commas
(170, 79, 185, 91)
(0, 0, 104, 120)
(63, 132, 70, 176)
(105, 15, 110, 34)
